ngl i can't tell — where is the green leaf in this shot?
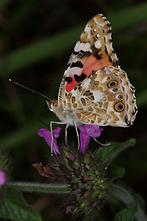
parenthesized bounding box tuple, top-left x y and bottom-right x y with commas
(109, 184, 135, 207)
(110, 166, 125, 180)
(114, 208, 135, 221)
(109, 184, 147, 221)
(96, 139, 136, 166)
(133, 193, 145, 210)
(0, 188, 42, 221)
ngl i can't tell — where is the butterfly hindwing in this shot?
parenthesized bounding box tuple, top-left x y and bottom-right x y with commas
(59, 66, 137, 127)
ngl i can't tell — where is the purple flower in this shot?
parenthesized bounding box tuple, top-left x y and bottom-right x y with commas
(78, 125, 102, 154)
(38, 128, 61, 155)
(38, 125, 102, 155)
(0, 169, 7, 186)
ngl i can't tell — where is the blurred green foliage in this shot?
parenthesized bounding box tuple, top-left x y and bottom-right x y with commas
(0, 0, 147, 220)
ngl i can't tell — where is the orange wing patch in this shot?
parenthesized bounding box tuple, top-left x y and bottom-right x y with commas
(82, 53, 111, 77)
(65, 53, 111, 92)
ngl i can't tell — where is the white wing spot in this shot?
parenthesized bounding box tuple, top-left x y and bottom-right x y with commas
(74, 41, 92, 52)
(93, 91, 105, 102)
(97, 33, 100, 38)
(95, 39, 101, 49)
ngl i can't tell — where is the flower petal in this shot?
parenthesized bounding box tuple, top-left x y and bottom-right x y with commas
(78, 124, 102, 153)
(53, 127, 62, 138)
(0, 169, 7, 186)
(79, 124, 102, 137)
(80, 132, 90, 154)
(38, 128, 61, 155)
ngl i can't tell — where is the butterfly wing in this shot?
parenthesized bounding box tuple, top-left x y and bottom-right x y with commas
(58, 13, 119, 101)
(61, 66, 137, 127)
(57, 13, 137, 127)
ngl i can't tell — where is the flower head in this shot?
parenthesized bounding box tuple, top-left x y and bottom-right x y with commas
(0, 169, 7, 186)
(36, 125, 108, 216)
(33, 148, 108, 217)
(38, 127, 61, 155)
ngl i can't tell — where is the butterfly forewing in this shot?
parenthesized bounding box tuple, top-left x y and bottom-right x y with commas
(58, 14, 119, 99)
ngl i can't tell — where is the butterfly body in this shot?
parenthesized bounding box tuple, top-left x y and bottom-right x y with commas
(47, 13, 137, 127)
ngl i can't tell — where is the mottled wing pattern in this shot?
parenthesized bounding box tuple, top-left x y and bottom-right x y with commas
(58, 14, 119, 99)
(60, 66, 137, 127)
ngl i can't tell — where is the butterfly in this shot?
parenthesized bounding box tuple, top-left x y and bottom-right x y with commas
(46, 13, 137, 136)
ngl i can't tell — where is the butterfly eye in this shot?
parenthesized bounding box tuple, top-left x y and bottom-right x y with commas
(114, 102, 125, 112)
(107, 80, 118, 88)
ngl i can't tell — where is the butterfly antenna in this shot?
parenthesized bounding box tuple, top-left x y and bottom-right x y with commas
(9, 78, 51, 101)
(94, 138, 111, 147)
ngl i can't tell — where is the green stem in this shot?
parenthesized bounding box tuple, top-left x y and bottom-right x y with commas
(6, 182, 147, 220)
(6, 181, 71, 194)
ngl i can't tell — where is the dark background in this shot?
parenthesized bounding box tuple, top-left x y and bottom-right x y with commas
(0, 0, 147, 220)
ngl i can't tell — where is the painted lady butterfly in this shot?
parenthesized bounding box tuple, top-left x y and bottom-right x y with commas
(47, 13, 137, 129)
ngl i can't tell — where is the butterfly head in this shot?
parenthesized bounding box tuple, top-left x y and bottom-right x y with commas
(46, 99, 58, 112)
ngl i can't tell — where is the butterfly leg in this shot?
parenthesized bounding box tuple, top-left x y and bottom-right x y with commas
(65, 124, 69, 146)
(93, 138, 111, 147)
(73, 121, 80, 150)
(50, 121, 67, 155)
